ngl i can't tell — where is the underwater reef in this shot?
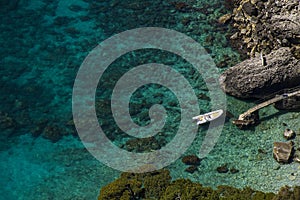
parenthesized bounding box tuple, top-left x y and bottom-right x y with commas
(1, 0, 299, 199)
(98, 169, 300, 200)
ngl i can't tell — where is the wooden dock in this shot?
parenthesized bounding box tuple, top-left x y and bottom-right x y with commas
(233, 86, 300, 128)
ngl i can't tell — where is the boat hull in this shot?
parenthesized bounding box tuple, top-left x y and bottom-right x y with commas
(193, 109, 223, 125)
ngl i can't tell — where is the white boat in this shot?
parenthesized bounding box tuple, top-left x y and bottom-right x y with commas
(192, 109, 223, 125)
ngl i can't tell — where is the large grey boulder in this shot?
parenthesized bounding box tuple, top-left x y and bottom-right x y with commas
(219, 47, 300, 98)
(273, 141, 294, 163)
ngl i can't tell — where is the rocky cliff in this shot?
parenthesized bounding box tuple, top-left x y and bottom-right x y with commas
(229, 0, 300, 57)
(219, 0, 300, 99)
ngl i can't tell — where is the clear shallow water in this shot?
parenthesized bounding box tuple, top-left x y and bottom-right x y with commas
(0, 0, 299, 199)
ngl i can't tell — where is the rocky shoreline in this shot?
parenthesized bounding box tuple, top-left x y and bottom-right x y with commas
(219, 0, 300, 168)
(220, 47, 300, 98)
(219, 0, 300, 99)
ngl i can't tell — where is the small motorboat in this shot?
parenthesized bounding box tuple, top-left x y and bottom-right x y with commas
(192, 109, 223, 125)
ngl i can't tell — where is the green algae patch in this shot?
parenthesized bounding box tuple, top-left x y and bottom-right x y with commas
(98, 169, 171, 200)
(98, 175, 143, 200)
(161, 179, 217, 200)
(273, 186, 300, 200)
(143, 170, 171, 199)
(98, 169, 282, 200)
(216, 185, 274, 200)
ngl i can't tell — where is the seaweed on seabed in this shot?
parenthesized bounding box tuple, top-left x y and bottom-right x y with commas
(160, 179, 218, 200)
(98, 169, 171, 200)
(97, 173, 144, 200)
(161, 181, 275, 200)
(100, 168, 300, 200)
(273, 186, 300, 200)
(216, 185, 275, 200)
(142, 170, 171, 199)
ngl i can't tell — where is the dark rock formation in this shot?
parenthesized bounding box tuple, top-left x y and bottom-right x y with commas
(181, 155, 201, 165)
(230, 167, 239, 174)
(228, 0, 300, 57)
(42, 125, 62, 143)
(184, 165, 198, 174)
(0, 111, 15, 129)
(294, 149, 300, 163)
(242, 2, 258, 16)
(216, 164, 229, 173)
(219, 47, 300, 98)
(125, 137, 162, 152)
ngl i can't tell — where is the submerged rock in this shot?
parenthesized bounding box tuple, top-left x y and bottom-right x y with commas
(181, 155, 201, 165)
(216, 164, 229, 173)
(42, 125, 62, 143)
(219, 48, 300, 98)
(125, 137, 162, 152)
(273, 141, 294, 163)
(283, 129, 296, 140)
(230, 167, 239, 174)
(184, 165, 198, 174)
(293, 150, 300, 163)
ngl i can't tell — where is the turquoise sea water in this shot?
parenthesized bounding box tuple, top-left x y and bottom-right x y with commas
(0, 0, 299, 199)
